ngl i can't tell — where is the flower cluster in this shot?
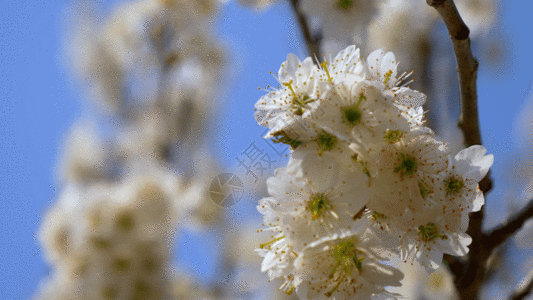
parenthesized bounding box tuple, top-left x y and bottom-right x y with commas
(254, 45, 493, 299)
(36, 0, 227, 299)
(37, 171, 181, 299)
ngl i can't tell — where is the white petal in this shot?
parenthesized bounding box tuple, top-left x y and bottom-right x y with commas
(278, 53, 301, 82)
(380, 51, 398, 84)
(471, 188, 485, 212)
(394, 87, 427, 108)
(367, 49, 385, 78)
(455, 145, 494, 181)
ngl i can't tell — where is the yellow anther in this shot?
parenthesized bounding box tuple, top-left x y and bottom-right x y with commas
(384, 70, 393, 85)
(285, 285, 295, 295)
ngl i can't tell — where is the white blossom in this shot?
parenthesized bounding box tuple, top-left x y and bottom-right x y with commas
(255, 53, 328, 139)
(254, 45, 494, 298)
(294, 234, 403, 300)
(438, 145, 494, 213)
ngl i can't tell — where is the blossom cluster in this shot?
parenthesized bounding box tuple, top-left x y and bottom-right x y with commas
(36, 0, 227, 299)
(37, 170, 182, 299)
(254, 45, 493, 299)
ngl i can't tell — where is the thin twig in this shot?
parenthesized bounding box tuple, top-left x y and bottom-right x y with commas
(288, 0, 321, 57)
(510, 268, 533, 300)
(426, 0, 493, 299)
(483, 198, 533, 252)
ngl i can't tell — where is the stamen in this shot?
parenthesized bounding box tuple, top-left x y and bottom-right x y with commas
(351, 154, 371, 179)
(384, 70, 393, 85)
(395, 71, 414, 88)
(285, 285, 295, 295)
(283, 80, 296, 97)
(271, 130, 302, 149)
(356, 93, 366, 109)
(259, 235, 285, 249)
(321, 61, 333, 82)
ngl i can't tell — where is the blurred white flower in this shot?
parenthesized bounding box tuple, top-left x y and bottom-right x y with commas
(237, 0, 277, 10)
(301, 0, 381, 54)
(388, 258, 458, 299)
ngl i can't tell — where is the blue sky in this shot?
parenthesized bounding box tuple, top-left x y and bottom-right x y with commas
(1, 1, 81, 299)
(1, 0, 532, 298)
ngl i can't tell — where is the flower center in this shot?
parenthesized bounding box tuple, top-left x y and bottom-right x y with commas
(308, 193, 332, 220)
(394, 153, 418, 177)
(444, 176, 464, 196)
(113, 257, 131, 272)
(283, 80, 315, 116)
(336, 0, 353, 10)
(418, 222, 448, 243)
(341, 93, 366, 128)
(384, 130, 403, 144)
(317, 130, 338, 156)
(371, 211, 387, 220)
(341, 105, 361, 127)
(326, 239, 364, 297)
(115, 211, 135, 231)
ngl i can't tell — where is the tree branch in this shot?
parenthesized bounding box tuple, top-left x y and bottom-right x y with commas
(288, 0, 321, 58)
(483, 198, 533, 252)
(426, 0, 493, 299)
(510, 268, 533, 300)
(426, 0, 482, 147)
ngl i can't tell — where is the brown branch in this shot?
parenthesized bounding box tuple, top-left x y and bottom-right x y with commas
(483, 198, 533, 252)
(510, 269, 533, 300)
(426, 0, 481, 147)
(426, 0, 493, 299)
(288, 0, 321, 58)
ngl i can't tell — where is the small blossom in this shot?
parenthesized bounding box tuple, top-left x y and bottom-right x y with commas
(294, 234, 403, 300)
(255, 54, 328, 138)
